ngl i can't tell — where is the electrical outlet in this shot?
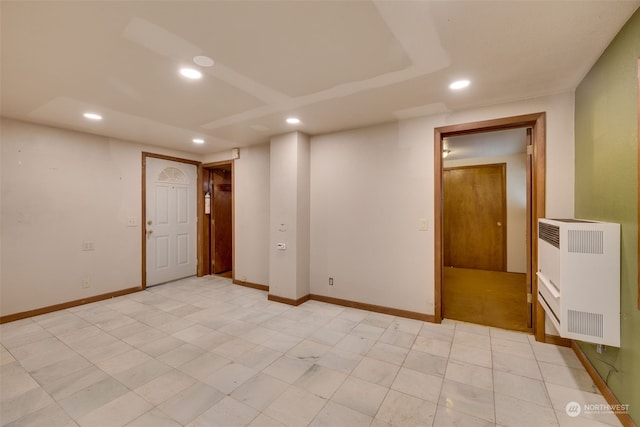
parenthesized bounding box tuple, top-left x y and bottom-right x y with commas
(82, 280, 90, 288)
(329, 277, 334, 286)
(82, 241, 95, 251)
(127, 217, 137, 227)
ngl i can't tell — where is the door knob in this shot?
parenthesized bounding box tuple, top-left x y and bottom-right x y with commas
(147, 220, 152, 225)
(497, 222, 502, 226)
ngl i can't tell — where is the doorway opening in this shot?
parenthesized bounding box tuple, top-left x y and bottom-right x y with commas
(434, 113, 546, 340)
(443, 138, 526, 331)
(202, 161, 234, 279)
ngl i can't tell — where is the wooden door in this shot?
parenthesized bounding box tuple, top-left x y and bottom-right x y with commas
(211, 168, 232, 273)
(444, 163, 507, 271)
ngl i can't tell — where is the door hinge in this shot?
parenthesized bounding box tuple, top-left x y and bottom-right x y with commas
(526, 145, 533, 155)
(527, 293, 533, 303)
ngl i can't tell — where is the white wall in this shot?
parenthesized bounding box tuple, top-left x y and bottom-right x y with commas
(310, 92, 575, 315)
(202, 150, 235, 164)
(233, 143, 270, 286)
(1, 91, 575, 319)
(0, 118, 201, 316)
(295, 133, 311, 299)
(444, 153, 527, 273)
(310, 121, 431, 313)
(269, 132, 310, 300)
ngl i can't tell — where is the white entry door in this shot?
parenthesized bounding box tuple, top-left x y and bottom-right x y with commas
(145, 157, 197, 286)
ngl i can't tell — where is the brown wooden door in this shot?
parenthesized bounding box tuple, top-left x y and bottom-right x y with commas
(443, 163, 507, 271)
(211, 168, 232, 273)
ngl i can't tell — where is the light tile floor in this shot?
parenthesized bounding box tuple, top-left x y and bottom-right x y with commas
(0, 276, 622, 427)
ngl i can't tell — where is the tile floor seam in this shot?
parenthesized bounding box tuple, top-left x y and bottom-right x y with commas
(370, 334, 412, 425)
(489, 328, 498, 426)
(530, 337, 561, 425)
(373, 318, 419, 424)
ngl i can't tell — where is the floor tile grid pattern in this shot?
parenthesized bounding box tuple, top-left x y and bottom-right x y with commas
(0, 276, 622, 427)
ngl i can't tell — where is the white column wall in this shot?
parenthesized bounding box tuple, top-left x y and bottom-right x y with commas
(269, 132, 310, 300)
(233, 143, 270, 286)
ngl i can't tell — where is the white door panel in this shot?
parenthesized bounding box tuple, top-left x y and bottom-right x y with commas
(146, 158, 197, 286)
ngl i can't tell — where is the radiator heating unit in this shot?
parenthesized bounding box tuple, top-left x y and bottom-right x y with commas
(537, 218, 620, 346)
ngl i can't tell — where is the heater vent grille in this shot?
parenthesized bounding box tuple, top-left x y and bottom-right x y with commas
(568, 309, 603, 338)
(539, 222, 559, 249)
(568, 230, 604, 254)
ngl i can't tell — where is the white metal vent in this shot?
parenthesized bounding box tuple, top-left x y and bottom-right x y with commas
(157, 167, 188, 184)
(567, 309, 603, 338)
(568, 230, 604, 254)
(539, 222, 560, 249)
(538, 218, 620, 346)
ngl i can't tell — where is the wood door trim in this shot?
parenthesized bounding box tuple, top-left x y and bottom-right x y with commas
(526, 128, 533, 328)
(202, 160, 235, 280)
(443, 163, 507, 271)
(434, 113, 546, 341)
(141, 152, 203, 289)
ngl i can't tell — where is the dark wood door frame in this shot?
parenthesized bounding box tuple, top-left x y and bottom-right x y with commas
(201, 160, 235, 279)
(434, 113, 546, 342)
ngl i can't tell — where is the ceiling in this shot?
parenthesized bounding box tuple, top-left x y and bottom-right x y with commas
(1, 1, 638, 154)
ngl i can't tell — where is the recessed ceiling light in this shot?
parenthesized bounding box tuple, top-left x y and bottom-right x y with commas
(180, 67, 202, 79)
(286, 117, 301, 124)
(192, 138, 205, 144)
(449, 79, 470, 90)
(193, 55, 214, 67)
(83, 112, 102, 120)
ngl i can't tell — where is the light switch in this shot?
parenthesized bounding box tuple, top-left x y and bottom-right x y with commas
(276, 243, 286, 250)
(419, 218, 428, 231)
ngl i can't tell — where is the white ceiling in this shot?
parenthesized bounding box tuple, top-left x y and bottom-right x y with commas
(1, 1, 638, 154)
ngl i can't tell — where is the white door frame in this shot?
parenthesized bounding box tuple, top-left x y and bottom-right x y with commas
(142, 152, 203, 288)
